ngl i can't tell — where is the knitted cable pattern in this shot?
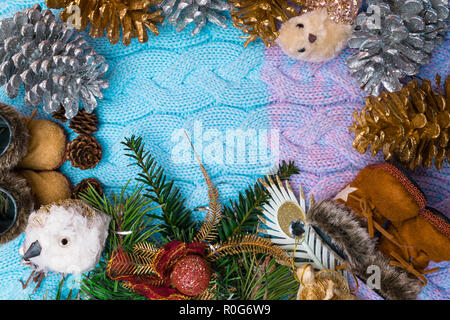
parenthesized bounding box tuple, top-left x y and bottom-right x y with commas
(0, 0, 448, 300)
(0, 0, 274, 299)
(262, 39, 450, 300)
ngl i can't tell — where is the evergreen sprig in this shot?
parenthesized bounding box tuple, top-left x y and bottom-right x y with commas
(79, 183, 161, 300)
(122, 136, 196, 243)
(212, 254, 298, 300)
(80, 137, 300, 300)
(237, 254, 298, 300)
(218, 160, 299, 240)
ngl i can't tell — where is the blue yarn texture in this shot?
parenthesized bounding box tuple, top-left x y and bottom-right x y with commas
(0, 0, 274, 299)
(0, 0, 448, 300)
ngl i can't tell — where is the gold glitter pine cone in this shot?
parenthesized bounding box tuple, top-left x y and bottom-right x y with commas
(69, 109, 99, 135)
(229, 0, 361, 47)
(229, 0, 304, 47)
(67, 135, 103, 170)
(299, 0, 362, 24)
(350, 75, 450, 171)
(46, 0, 164, 46)
(72, 177, 103, 199)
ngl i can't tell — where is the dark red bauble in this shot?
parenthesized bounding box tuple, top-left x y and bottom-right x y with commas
(170, 255, 212, 296)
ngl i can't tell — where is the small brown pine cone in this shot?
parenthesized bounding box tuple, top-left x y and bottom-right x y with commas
(69, 109, 98, 135)
(67, 135, 102, 170)
(52, 108, 69, 122)
(72, 178, 103, 199)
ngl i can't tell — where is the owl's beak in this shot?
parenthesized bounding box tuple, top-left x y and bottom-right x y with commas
(22, 240, 41, 261)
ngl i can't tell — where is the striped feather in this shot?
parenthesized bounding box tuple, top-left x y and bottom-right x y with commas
(259, 176, 347, 276)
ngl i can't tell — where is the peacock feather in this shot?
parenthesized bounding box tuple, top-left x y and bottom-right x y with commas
(259, 175, 347, 276)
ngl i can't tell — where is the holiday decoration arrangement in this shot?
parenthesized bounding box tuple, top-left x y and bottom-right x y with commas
(0, 0, 448, 301)
(79, 136, 301, 300)
(260, 163, 450, 300)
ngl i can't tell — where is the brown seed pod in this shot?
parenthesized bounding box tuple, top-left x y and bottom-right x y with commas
(67, 135, 102, 170)
(69, 109, 98, 135)
(72, 177, 103, 199)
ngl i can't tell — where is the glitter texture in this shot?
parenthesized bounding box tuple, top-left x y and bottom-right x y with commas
(301, 0, 362, 24)
(170, 255, 212, 296)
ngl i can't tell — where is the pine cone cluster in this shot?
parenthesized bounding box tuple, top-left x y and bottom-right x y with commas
(72, 177, 103, 199)
(346, 0, 449, 96)
(230, 0, 303, 47)
(0, 5, 109, 119)
(67, 135, 102, 170)
(350, 75, 449, 171)
(160, 0, 230, 37)
(46, 0, 164, 46)
(69, 109, 98, 135)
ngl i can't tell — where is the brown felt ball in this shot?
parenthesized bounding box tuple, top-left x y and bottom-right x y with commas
(170, 255, 211, 296)
(18, 119, 67, 171)
(19, 170, 72, 207)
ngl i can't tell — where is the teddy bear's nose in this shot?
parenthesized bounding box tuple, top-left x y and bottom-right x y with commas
(308, 34, 317, 43)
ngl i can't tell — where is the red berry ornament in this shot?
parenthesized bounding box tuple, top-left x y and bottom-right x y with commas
(170, 255, 211, 296)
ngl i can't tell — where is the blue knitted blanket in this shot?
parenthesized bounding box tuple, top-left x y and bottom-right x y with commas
(0, 0, 448, 300)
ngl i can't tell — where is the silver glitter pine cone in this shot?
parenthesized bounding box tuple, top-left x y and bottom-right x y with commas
(0, 4, 109, 119)
(346, 0, 449, 96)
(160, 0, 230, 36)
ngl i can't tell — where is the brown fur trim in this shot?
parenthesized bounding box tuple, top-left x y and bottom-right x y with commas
(0, 103, 30, 170)
(307, 199, 423, 300)
(0, 171, 34, 244)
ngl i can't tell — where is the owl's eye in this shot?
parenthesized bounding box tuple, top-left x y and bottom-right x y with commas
(296, 23, 304, 28)
(59, 237, 70, 247)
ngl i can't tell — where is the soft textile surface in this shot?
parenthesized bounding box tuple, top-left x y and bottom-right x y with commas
(0, 0, 448, 300)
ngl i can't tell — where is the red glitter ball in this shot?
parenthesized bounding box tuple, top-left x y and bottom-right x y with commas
(170, 255, 212, 296)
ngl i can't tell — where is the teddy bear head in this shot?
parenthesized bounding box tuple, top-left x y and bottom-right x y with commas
(276, 8, 353, 63)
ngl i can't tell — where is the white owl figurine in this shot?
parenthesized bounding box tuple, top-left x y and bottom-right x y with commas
(19, 199, 111, 275)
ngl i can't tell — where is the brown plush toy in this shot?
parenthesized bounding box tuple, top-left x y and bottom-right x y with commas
(334, 163, 450, 286)
(0, 103, 71, 244)
(277, 0, 362, 62)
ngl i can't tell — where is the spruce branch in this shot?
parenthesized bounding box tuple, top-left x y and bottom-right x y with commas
(212, 253, 298, 300)
(218, 160, 299, 240)
(122, 136, 195, 243)
(79, 183, 161, 300)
